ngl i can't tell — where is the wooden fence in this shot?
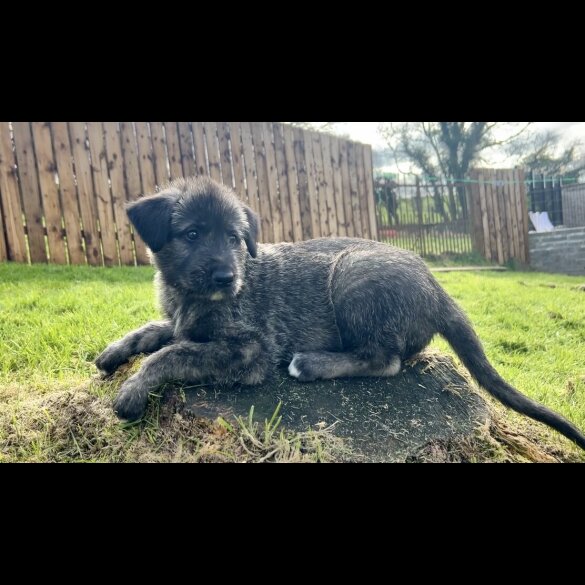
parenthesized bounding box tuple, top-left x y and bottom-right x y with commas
(468, 168, 529, 264)
(0, 122, 377, 266)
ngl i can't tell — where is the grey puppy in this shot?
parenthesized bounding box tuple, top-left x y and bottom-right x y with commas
(96, 177, 585, 450)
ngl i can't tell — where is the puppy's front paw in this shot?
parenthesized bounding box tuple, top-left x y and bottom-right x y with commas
(95, 342, 128, 376)
(288, 353, 317, 382)
(113, 376, 149, 421)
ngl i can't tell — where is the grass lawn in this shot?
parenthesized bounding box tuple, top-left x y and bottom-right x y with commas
(1, 262, 584, 462)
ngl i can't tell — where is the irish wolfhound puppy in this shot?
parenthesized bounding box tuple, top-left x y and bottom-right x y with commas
(96, 177, 585, 450)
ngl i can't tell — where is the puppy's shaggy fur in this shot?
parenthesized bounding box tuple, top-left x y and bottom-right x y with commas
(96, 177, 585, 450)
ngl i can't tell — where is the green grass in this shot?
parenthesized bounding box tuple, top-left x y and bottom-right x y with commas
(1, 262, 584, 461)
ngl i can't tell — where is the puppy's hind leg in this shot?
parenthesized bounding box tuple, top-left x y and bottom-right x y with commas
(288, 351, 401, 382)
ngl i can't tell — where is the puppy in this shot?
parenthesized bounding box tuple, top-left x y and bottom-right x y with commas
(95, 177, 585, 450)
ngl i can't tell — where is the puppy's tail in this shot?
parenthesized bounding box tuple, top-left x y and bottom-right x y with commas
(439, 298, 585, 450)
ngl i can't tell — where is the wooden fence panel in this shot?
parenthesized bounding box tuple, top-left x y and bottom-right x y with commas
(0, 122, 378, 264)
(468, 168, 529, 265)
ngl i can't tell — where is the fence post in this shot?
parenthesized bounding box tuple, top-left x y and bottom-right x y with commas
(415, 176, 426, 256)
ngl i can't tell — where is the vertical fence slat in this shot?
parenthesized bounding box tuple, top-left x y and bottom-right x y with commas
(204, 122, 222, 182)
(468, 170, 484, 258)
(51, 123, 85, 265)
(355, 143, 371, 239)
(282, 124, 303, 242)
(87, 121, 118, 266)
(0, 122, 28, 262)
(69, 122, 102, 265)
(250, 123, 273, 242)
(507, 168, 520, 261)
(0, 200, 6, 260)
(495, 169, 509, 262)
(311, 132, 329, 237)
(363, 145, 378, 240)
(292, 127, 313, 240)
(489, 170, 504, 264)
(339, 140, 355, 237)
(135, 122, 157, 192)
(328, 137, 345, 237)
(30, 122, 67, 264)
(477, 172, 492, 261)
(485, 171, 498, 262)
(12, 122, 48, 262)
(217, 122, 234, 188)
(120, 122, 149, 264)
(347, 142, 362, 238)
(517, 169, 529, 263)
(191, 122, 208, 177)
(321, 135, 338, 237)
(103, 122, 134, 265)
(262, 123, 284, 243)
(150, 122, 170, 186)
(501, 169, 512, 261)
(240, 122, 260, 217)
(273, 123, 294, 242)
(164, 122, 184, 180)
(302, 129, 321, 239)
(177, 122, 197, 178)
(228, 122, 248, 203)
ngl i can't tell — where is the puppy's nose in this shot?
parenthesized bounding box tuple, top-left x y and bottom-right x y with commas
(212, 270, 234, 287)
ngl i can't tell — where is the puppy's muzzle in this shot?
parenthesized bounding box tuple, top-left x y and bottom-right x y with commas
(212, 270, 235, 287)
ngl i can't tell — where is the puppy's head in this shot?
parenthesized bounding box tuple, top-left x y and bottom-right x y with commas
(127, 177, 259, 300)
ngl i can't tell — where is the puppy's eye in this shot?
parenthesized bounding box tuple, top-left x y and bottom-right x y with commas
(185, 230, 199, 241)
(228, 235, 239, 246)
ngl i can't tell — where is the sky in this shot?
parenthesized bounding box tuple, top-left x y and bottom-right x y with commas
(337, 122, 585, 149)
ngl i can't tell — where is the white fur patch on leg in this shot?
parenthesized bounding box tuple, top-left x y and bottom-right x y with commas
(382, 356, 401, 376)
(210, 291, 224, 301)
(288, 354, 302, 378)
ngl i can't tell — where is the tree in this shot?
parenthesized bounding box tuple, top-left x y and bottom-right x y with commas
(287, 122, 338, 132)
(505, 129, 585, 180)
(378, 122, 531, 220)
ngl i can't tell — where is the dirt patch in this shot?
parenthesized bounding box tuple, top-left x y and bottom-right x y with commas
(0, 388, 347, 463)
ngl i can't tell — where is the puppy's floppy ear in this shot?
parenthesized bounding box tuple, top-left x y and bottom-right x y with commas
(126, 193, 175, 253)
(243, 206, 259, 258)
